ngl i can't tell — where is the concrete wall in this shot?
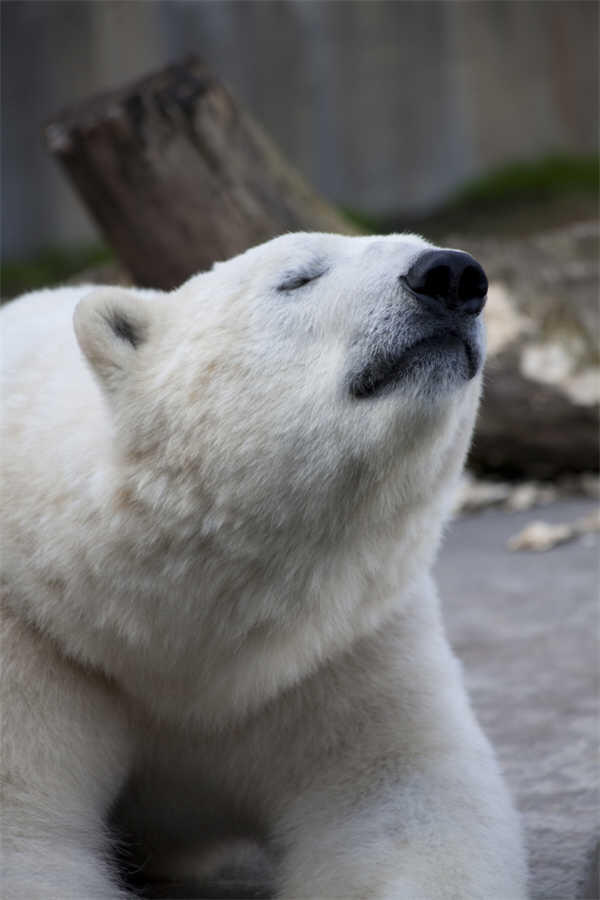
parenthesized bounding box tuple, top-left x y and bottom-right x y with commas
(1, 0, 597, 259)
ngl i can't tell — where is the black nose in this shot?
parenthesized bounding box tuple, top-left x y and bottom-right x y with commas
(404, 250, 488, 315)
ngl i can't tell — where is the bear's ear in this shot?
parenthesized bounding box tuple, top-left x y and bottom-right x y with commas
(74, 288, 155, 392)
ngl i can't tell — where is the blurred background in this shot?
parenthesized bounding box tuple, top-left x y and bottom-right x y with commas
(1, 4, 599, 899)
(1, 0, 598, 272)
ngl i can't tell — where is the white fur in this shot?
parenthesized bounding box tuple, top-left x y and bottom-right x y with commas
(1, 233, 527, 898)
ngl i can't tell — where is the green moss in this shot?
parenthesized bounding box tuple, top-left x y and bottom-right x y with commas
(339, 208, 378, 234)
(451, 154, 598, 208)
(1, 244, 114, 301)
(345, 154, 599, 239)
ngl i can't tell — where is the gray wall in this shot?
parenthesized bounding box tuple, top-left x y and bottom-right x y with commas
(1, 0, 597, 259)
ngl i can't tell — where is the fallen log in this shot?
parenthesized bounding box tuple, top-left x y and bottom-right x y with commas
(466, 221, 599, 477)
(45, 57, 357, 291)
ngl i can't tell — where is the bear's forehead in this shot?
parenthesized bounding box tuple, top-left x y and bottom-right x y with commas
(266, 231, 430, 259)
(218, 232, 432, 273)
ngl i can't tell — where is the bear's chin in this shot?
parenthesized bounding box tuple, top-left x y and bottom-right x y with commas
(348, 332, 480, 400)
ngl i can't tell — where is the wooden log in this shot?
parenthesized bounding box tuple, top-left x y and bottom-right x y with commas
(465, 222, 599, 478)
(45, 57, 357, 291)
(473, 343, 599, 477)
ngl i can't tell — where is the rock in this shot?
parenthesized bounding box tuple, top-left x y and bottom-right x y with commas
(507, 519, 578, 552)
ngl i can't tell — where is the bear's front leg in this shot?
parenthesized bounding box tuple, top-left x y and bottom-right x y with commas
(245, 608, 528, 900)
(1, 610, 133, 900)
(272, 756, 527, 900)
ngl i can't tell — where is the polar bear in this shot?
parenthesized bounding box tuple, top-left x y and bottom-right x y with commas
(1, 232, 527, 899)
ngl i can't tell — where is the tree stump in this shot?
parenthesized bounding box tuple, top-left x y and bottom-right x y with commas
(45, 57, 357, 291)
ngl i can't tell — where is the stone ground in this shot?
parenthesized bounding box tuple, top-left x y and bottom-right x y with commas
(438, 497, 599, 900)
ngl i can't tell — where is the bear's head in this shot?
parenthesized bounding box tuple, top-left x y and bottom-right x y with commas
(72, 233, 487, 714)
(74, 233, 486, 577)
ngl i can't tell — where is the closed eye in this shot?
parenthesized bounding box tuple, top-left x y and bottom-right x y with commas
(277, 268, 326, 292)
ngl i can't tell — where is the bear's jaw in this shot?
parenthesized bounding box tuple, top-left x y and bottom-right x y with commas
(348, 329, 482, 400)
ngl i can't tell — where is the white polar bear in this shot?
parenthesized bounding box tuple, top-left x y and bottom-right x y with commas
(0, 232, 527, 899)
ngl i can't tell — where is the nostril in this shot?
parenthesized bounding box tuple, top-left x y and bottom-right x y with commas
(458, 265, 488, 304)
(421, 265, 451, 303)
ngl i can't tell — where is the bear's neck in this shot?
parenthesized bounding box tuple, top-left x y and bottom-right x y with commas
(74, 464, 456, 730)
